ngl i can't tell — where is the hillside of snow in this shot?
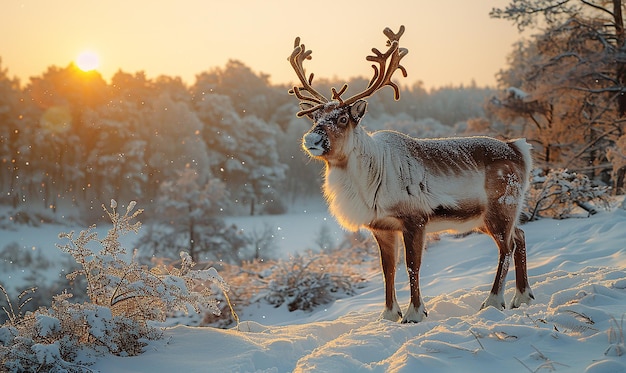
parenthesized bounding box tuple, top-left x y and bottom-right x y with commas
(2, 205, 626, 372)
(92, 207, 626, 372)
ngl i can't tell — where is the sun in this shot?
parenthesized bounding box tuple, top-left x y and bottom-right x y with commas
(76, 50, 100, 72)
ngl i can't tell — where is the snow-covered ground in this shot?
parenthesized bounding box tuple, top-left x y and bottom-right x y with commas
(2, 205, 626, 372)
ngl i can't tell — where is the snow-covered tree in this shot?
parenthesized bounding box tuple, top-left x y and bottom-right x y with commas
(0, 57, 504, 217)
(143, 93, 211, 201)
(142, 168, 248, 263)
(82, 102, 147, 204)
(0, 61, 24, 208)
(490, 0, 626, 181)
(14, 64, 109, 211)
(192, 88, 287, 215)
(229, 115, 287, 215)
(192, 59, 286, 122)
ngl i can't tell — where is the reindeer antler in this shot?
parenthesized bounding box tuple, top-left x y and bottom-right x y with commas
(288, 37, 330, 117)
(342, 25, 408, 105)
(288, 26, 408, 116)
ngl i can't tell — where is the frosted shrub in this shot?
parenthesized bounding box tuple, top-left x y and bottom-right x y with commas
(1, 291, 162, 372)
(0, 287, 99, 373)
(198, 232, 375, 326)
(1, 200, 227, 372)
(526, 169, 611, 220)
(261, 252, 364, 312)
(57, 200, 224, 322)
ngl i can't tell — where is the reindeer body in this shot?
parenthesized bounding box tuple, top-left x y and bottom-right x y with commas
(324, 128, 531, 233)
(289, 26, 534, 323)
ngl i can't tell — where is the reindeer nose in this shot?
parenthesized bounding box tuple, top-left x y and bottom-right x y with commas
(303, 132, 325, 156)
(304, 132, 322, 147)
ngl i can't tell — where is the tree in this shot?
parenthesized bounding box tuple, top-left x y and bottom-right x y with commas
(82, 102, 148, 204)
(192, 87, 288, 215)
(0, 57, 505, 217)
(19, 64, 109, 210)
(606, 134, 626, 192)
(227, 115, 287, 215)
(490, 0, 626, 186)
(0, 59, 23, 207)
(96, 70, 162, 203)
(192, 60, 286, 122)
(142, 92, 211, 202)
(149, 168, 245, 263)
(275, 112, 325, 202)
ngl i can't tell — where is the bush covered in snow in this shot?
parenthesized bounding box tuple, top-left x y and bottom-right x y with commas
(256, 232, 375, 312)
(525, 169, 611, 220)
(198, 234, 375, 327)
(0, 200, 227, 372)
(261, 252, 362, 312)
(0, 287, 164, 372)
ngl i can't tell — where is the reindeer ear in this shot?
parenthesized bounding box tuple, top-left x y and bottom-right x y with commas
(299, 102, 316, 119)
(350, 100, 367, 124)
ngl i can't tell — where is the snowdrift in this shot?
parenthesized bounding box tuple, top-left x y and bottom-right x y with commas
(90, 208, 626, 372)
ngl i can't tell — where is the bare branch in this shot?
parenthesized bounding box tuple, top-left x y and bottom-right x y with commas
(580, 0, 615, 18)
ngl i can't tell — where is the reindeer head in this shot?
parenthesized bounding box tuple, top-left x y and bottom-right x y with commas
(289, 26, 409, 165)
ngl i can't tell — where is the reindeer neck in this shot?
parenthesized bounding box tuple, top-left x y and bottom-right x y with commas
(323, 127, 383, 231)
(326, 126, 381, 174)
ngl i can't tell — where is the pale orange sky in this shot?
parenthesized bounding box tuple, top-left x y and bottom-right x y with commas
(1, 0, 523, 90)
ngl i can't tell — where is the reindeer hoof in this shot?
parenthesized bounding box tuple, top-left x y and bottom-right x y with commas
(510, 288, 534, 309)
(481, 293, 506, 310)
(401, 303, 427, 323)
(380, 303, 402, 322)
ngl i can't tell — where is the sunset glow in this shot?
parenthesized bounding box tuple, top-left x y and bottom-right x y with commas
(76, 50, 100, 72)
(1, 1, 523, 89)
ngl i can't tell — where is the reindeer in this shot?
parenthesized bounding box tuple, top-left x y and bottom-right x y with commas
(288, 25, 534, 323)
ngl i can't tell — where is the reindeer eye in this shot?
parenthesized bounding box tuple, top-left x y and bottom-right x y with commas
(337, 114, 349, 127)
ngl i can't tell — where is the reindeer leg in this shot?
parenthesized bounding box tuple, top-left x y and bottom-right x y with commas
(401, 217, 427, 323)
(510, 227, 534, 308)
(481, 228, 512, 311)
(372, 229, 402, 321)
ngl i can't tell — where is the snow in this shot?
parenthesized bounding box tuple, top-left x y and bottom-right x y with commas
(31, 342, 61, 365)
(507, 87, 528, 100)
(2, 204, 626, 372)
(34, 314, 61, 337)
(225, 205, 345, 258)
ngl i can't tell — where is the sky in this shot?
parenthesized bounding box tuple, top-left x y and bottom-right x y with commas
(1, 0, 525, 90)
